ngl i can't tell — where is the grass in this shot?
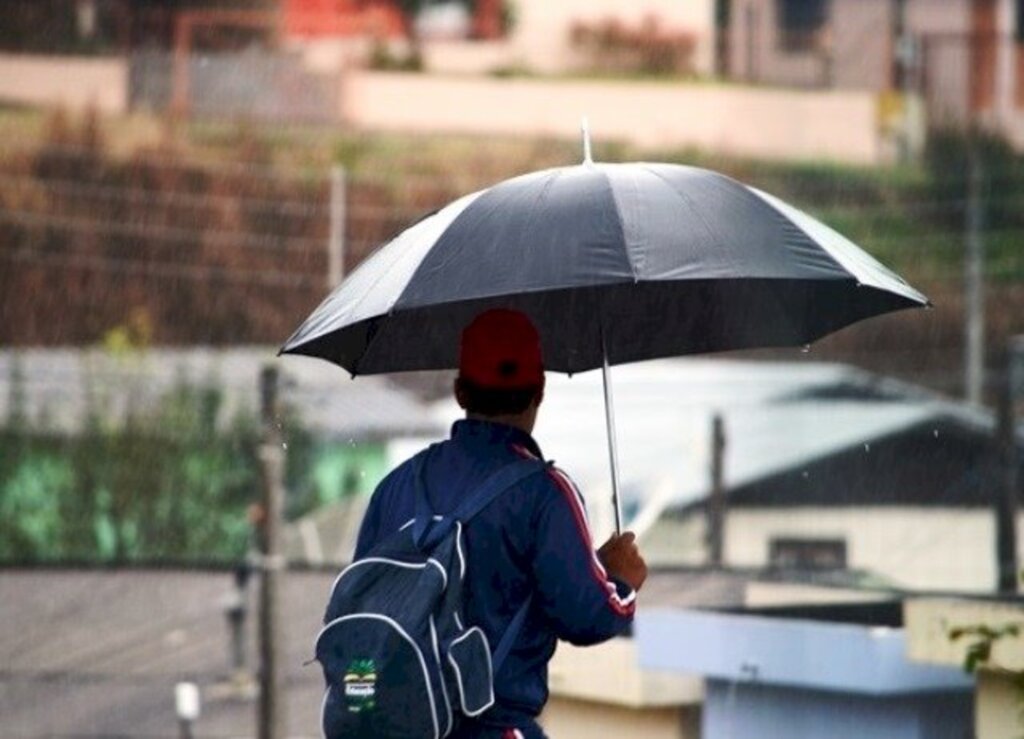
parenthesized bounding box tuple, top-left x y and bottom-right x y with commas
(1, 105, 1021, 284)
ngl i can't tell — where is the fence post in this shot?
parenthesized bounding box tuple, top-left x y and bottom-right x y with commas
(964, 144, 985, 405)
(328, 166, 347, 290)
(707, 414, 726, 567)
(258, 365, 287, 739)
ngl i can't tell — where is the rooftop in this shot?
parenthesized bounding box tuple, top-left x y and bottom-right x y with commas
(0, 347, 442, 441)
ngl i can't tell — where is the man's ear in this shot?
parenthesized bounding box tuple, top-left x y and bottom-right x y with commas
(534, 377, 545, 408)
(454, 377, 468, 410)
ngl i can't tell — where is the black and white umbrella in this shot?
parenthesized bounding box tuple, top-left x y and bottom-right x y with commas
(282, 155, 928, 531)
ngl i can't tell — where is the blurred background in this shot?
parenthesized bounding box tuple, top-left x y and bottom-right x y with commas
(0, 1, 1023, 737)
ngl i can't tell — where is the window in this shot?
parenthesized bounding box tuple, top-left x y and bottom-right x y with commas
(777, 0, 828, 52)
(769, 537, 847, 570)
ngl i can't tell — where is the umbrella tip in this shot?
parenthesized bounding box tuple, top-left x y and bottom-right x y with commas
(580, 116, 593, 165)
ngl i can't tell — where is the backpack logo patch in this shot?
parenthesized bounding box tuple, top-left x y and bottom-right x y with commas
(343, 658, 377, 712)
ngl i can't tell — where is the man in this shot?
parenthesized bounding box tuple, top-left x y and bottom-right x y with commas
(355, 309, 648, 739)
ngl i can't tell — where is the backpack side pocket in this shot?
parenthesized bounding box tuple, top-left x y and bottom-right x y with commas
(446, 627, 496, 717)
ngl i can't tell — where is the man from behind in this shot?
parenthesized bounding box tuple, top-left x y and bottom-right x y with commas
(355, 309, 648, 738)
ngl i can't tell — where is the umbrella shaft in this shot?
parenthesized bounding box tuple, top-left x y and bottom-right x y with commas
(601, 344, 624, 535)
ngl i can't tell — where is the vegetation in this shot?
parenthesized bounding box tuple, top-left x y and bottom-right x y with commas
(0, 358, 260, 563)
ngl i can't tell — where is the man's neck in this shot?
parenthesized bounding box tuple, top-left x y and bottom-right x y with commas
(465, 413, 533, 436)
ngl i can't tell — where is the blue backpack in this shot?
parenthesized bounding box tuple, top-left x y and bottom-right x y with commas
(315, 455, 548, 739)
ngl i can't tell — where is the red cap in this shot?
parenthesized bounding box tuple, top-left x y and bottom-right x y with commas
(459, 309, 544, 389)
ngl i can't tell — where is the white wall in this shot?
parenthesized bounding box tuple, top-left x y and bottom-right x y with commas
(343, 71, 885, 164)
(646, 507, 1023, 593)
(0, 54, 128, 114)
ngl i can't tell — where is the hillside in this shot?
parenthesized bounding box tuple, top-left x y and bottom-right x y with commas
(1, 108, 1022, 399)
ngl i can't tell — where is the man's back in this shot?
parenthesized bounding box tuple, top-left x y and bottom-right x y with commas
(355, 419, 636, 733)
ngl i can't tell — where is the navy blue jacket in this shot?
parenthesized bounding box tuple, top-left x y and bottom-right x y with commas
(354, 419, 635, 725)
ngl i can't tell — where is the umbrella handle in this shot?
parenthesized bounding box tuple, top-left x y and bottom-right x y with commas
(601, 329, 624, 535)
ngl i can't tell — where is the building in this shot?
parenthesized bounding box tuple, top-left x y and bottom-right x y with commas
(0, 348, 442, 562)
(429, 359, 1024, 593)
(906, 596, 1024, 739)
(0, 347, 440, 497)
(637, 599, 974, 739)
(422, 0, 718, 77)
(727, 0, 1024, 147)
(0, 563, 899, 737)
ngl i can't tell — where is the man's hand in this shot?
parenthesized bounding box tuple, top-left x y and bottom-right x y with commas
(597, 531, 648, 592)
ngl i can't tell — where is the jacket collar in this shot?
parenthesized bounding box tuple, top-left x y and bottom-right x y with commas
(451, 419, 544, 459)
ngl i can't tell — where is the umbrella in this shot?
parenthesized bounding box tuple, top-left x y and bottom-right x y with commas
(281, 145, 929, 532)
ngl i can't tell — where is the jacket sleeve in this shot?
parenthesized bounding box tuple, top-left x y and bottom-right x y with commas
(529, 467, 635, 646)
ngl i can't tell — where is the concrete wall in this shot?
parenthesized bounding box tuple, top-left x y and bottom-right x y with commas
(905, 0, 972, 36)
(831, 0, 894, 90)
(342, 71, 885, 164)
(975, 671, 1023, 739)
(541, 637, 701, 738)
(0, 54, 127, 114)
(703, 681, 972, 739)
(542, 696, 696, 739)
(728, 0, 896, 88)
(730, 0, 829, 88)
(729, 0, 968, 92)
(645, 507, 1024, 592)
(905, 599, 1024, 739)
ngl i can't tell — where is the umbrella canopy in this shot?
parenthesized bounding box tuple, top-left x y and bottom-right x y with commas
(282, 163, 928, 375)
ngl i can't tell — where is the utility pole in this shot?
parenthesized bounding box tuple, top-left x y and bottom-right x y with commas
(996, 338, 1024, 593)
(328, 165, 347, 290)
(964, 139, 986, 406)
(707, 414, 726, 567)
(893, 0, 917, 163)
(257, 365, 287, 739)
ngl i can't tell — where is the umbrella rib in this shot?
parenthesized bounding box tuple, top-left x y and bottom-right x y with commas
(598, 165, 639, 283)
(345, 190, 486, 332)
(641, 165, 729, 261)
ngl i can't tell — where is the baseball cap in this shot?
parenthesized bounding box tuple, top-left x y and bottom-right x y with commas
(459, 309, 544, 389)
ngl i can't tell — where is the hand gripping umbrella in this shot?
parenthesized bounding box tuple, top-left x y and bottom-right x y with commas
(281, 142, 929, 533)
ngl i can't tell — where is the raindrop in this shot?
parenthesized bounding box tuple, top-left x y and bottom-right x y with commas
(933, 429, 940, 439)
(864, 443, 871, 453)
(924, 303, 935, 311)
(282, 442, 288, 451)
(801, 470, 809, 479)
(800, 345, 811, 354)
(360, 471, 366, 478)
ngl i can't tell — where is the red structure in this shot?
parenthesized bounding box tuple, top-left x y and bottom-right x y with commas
(283, 0, 406, 39)
(472, 0, 502, 40)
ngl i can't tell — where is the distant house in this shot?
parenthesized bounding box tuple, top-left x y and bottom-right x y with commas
(283, 0, 406, 40)
(430, 359, 1024, 593)
(727, 0, 1024, 147)
(0, 348, 442, 561)
(0, 347, 440, 499)
(422, 0, 718, 77)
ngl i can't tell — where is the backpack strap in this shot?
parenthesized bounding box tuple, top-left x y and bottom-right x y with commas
(492, 597, 531, 674)
(411, 454, 548, 669)
(451, 458, 549, 525)
(412, 455, 548, 549)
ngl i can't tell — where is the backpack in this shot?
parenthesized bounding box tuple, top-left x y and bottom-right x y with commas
(315, 454, 548, 739)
